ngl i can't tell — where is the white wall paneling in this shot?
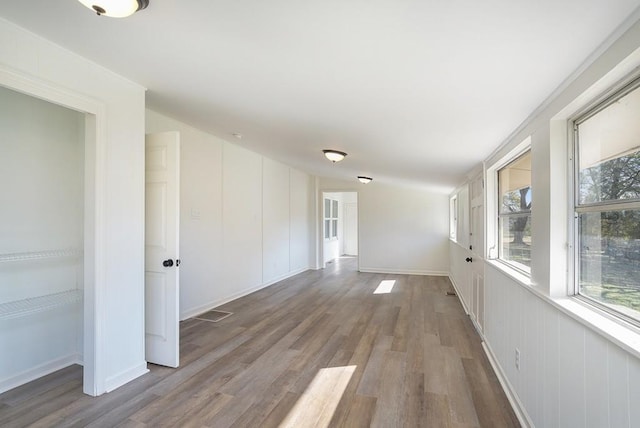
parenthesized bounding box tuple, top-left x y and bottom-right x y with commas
(289, 169, 311, 274)
(263, 158, 291, 284)
(146, 110, 313, 320)
(450, 18, 640, 427)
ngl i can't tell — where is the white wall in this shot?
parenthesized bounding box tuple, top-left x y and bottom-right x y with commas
(449, 17, 640, 427)
(263, 158, 291, 284)
(145, 110, 313, 320)
(0, 17, 147, 394)
(319, 178, 449, 275)
(290, 169, 311, 273)
(342, 192, 358, 256)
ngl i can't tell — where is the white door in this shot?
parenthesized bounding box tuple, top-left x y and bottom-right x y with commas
(469, 174, 485, 333)
(343, 202, 358, 256)
(145, 131, 180, 367)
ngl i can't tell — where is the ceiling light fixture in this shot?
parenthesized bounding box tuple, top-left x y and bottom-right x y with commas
(323, 149, 347, 163)
(357, 176, 373, 184)
(77, 0, 149, 17)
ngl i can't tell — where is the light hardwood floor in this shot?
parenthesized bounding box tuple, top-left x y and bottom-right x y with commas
(0, 257, 520, 427)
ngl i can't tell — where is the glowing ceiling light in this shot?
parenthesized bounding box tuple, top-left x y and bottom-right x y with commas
(323, 149, 347, 163)
(77, 0, 149, 17)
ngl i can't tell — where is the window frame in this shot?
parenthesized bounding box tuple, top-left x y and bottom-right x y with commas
(485, 138, 532, 279)
(570, 76, 640, 327)
(497, 150, 532, 275)
(450, 195, 458, 241)
(324, 197, 339, 241)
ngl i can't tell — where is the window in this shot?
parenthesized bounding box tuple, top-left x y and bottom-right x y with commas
(450, 195, 458, 241)
(497, 151, 532, 272)
(324, 198, 339, 240)
(573, 79, 640, 323)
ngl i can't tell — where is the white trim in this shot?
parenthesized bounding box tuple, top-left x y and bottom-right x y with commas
(0, 65, 107, 397)
(317, 188, 360, 270)
(359, 267, 449, 276)
(263, 267, 309, 287)
(104, 363, 149, 393)
(179, 267, 311, 321)
(486, 260, 533, 288)
(485, 138, 532, 266)
(0, 354, 81, 395)
(482, 341, 534, 428)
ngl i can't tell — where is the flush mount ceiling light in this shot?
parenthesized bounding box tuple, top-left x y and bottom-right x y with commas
(357, 176, 373, 184)
(323, 149, 347, 163)
(78, 0, 149, 17)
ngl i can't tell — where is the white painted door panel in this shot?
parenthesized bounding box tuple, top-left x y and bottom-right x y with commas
(145, 131, 180, 368)
(470, 173, 485, 333)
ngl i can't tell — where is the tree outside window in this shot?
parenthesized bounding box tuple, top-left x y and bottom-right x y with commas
(498, 151, 532, 271)
(575, 81, 640, 322)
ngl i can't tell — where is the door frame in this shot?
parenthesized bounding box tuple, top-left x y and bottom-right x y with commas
(317, 189, 359, 270)
(0, 66, 107, 396)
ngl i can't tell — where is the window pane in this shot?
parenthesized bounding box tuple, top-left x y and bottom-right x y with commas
(578, 209, 640, 321)
(497, 150, 532, 270)
(577, 84, 640, 204)
(324, 199, 331, 218)
(331, 219, 338, 238)
(499, 152, 531, 214)
(324, 220, 330, 239)
(499, 214, 531, 269)
(332, 200, 339, 218)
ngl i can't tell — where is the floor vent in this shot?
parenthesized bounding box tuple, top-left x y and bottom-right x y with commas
(446, 291, 457, 296)
(194, 309, 233, 323)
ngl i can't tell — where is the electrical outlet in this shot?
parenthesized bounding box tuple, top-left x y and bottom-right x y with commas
(515, 348, 521, 371)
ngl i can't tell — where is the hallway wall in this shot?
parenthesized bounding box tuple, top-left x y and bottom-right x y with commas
(146, 110, 314, 320)
(449, 17, 640, 427)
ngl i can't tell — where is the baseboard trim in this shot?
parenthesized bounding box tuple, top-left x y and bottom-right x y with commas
(358, 267, 449, 276)
(263, 267, 308, 287)
(180, 267, 311, 321)
(0, 353, 82, 394)
(481, 341, 533, 428)
(104, 362, 149, 393)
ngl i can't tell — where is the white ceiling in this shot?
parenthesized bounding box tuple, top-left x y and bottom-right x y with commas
(2, 0, 640, 192)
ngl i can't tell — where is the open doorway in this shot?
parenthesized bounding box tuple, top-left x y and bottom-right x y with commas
(0, 85, 92, 394)
(322, 192, 358, 267)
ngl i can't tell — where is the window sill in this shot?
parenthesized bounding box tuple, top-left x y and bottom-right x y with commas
(486, 259, 532, 288)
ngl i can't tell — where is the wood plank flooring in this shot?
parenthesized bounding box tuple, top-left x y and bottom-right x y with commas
(0, 257, 520, 427)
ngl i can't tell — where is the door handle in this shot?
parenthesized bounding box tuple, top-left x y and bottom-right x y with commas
(465, 257, 473, 263)
(163, 259, 174, 267)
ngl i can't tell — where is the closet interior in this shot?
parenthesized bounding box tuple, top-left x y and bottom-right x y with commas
(0, 85, 85, 393)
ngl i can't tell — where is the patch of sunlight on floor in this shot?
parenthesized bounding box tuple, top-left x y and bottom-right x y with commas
(278, 365, 357, 428)
(373, 279, 396, 294)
